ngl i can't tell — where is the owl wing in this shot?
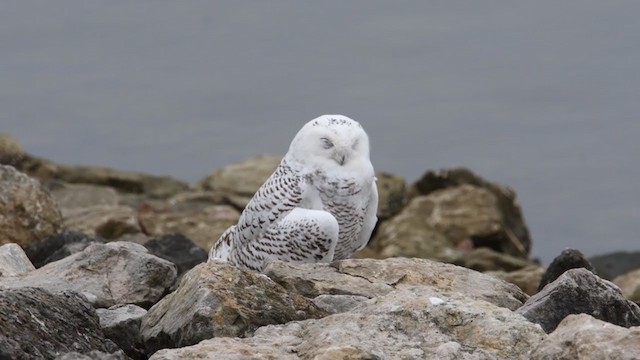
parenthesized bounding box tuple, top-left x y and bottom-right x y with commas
(354, 177, 379, 251)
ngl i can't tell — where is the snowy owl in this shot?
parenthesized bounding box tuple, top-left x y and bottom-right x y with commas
(208, 114, 378, 271)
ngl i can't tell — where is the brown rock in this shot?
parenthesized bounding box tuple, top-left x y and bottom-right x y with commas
(487, 264, 545, 296)
(63, 205, 141, 240)
(614, 268, 640, 303)
(375, 172, 407, 220)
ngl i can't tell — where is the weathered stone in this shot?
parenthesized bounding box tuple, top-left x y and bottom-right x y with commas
(138, 204, 239, 250)
(196, 155, 282, 209)
(141, 261, 327, 354)
(614, 268, 640, 303)
(49, 182, 121, 210)
(487, 264, 545, 296)
(0, 287, 119, 359)
(265, 257, 529, 311)
(0, 165, 63, 247)
(516, 268, 640, 333)
(54, 163, 189, 198)
(143, 234, 208, 279)
(412, 167, 531, 256)
(374, 172, 407, 220)
(538, 248, 595, 291)
(96, 304, 147, 359)
(0, 241, 177, 308)
(455, 247, 533, 272)
(0, 134, 58, 179)
(529, 314, 640, 360)
(312, 294, 368, 314)
(589, 250, 640, 280)
(150, 287, 545, 360)
(0, 243, 35, 276)
(55, 350, 129, 360)
(25, 230, 103, 268)
(64, 205, 141, 240)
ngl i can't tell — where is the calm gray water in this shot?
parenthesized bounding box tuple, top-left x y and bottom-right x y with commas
(2, 1, 639, 264)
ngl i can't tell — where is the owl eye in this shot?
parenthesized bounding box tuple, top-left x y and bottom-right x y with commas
(320, 137, 334, 149)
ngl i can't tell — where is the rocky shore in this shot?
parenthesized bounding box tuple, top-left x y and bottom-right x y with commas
(2, 133, 640, 359)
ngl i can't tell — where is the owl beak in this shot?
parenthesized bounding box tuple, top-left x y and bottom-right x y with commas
(333, 151, 347, 166)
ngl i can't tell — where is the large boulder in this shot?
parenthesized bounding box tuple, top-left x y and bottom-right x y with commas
(96, 304, 147, 358)
(143, 234, 208, 281)
(0, 133, 58, 179)
(141, 261, 327, 354)
(537, 248, 595, 291)
(0, 287, 119, 359)
(614, 268, 640, 303)
(48, 182, 121, 211)
(63, 205, 141, 240)
(487, 264, 546, 296)
(0, 165, 63, 247)
(516, 268, 640, 333)
(529, 314, 640, 360)
(0, 243, 35, 276)
(24, 230, 103, 268)
(264, 257, 529, 311)
(150, 286, 545, 360)
(0, 241, 177, 308)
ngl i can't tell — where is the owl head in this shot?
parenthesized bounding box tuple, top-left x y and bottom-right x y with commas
(286, 115, 372, 172)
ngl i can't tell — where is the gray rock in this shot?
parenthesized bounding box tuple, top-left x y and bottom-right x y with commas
(0, 241, 177, 308)
(529, 314, 640, 360)
(96, 304, 147, 358)
(538, 248, 595, 291)
(312, 294, 368, 314)
(589, 250, 640, 280)
(265, 257, 529, 311)
(0, 165, 63, 247)
(63, 205, 142, 240)
(143, 234, 208, 279)
(55, 350, 130, 360)
(487, 264, 545, 296)
(49, 182, 121, 210)
(24, 230, 102, 268)
(141, 261, 327, 355)
(0, 287, 119, 359)
(516, 268, 640, 333)
(0, 243, 35, 276)
(150, 287, 545, 360)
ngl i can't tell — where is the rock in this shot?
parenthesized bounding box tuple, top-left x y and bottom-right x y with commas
(487, 264, 545, 296)
(312, 294, 368, 314)
(0, 241, 177, 308)
(516, 268, 640, 333)
(55, 350, 129, 360)
(0, 134, 58, 179)
(412, 167, 531, 256)
(24, 230, 103, 268)
(589, 250, 640, 280)
(48, 182, 121, 210)
(0, 165, 63, 247)
(196, 155, 282, 209)
(140, 261, 328, 355)
(0, 287, 119, 359)
(264, 257, 529, 311)
(538, 248, 595, 291)
(96, 304, 147, 358)
(529, 314, 640, 360)
(614, 268, 640, 303)
(150, 287, 545, 360)
(455, 247, 534, 272)
(0, 243, 35, 276)
(63, 205, 141, 240)
(54, 163, 189, 198)
(0, 133, 24, 154)
(138, 204, 239, 250)
(374, 172, 407, 220)
(143, 234, 208, 279)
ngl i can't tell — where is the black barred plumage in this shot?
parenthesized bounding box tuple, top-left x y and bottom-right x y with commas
(209, 115, 378, 272)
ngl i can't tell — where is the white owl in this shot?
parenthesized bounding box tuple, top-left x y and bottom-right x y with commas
(208, 114, 378, 271)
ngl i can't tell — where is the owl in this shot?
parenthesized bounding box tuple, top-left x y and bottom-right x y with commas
(209, 114, 378, 271)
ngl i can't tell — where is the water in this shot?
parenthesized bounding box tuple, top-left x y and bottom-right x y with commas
(2, 1, 639, 264)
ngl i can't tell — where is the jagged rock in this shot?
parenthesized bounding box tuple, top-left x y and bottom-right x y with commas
(55, 351, 129, 360)
(264, 257, 528, 311)
(24, 230, 103, 268)
(538, 248, 595, 291)
(64, 205, 141, 240)
(0, 241, 177, 308)
(516, 268, 640, 333)
(150, 287, 545, 360)
(0, 287, 119, 359)
(0, 243, 35, 277)
(311, 294, 368, 314)
(196, 155, 282, 209)
(140, 261, 328, 355)
(589, 251, 640, 280)
(0, 165, 63, 247)
(614, 268, 640, 303)
(487, 264, 545, 296)
(411, 167, 531, 256)
(138, 204, 239, 250)
(143, 234, 208, 279)
(96, 304, 147, 359)
(455, 247, 534, 272)
(49, 182, 121, 210)
(375, 172, 407, 220)
(529, 314, 640, 360)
